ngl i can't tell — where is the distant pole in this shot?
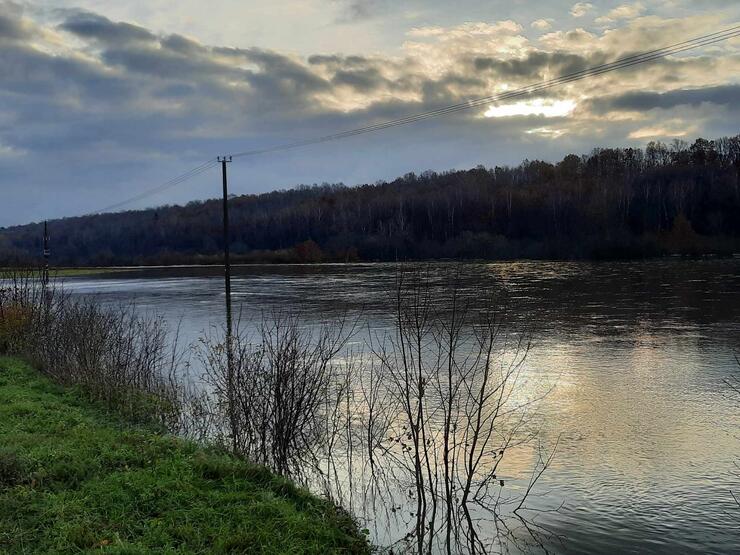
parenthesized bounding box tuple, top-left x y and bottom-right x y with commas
(218, 155, 237, 452)
(42, 220, 50, 286)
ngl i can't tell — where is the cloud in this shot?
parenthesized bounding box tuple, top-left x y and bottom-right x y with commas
(407, 20, 523, 39)
(570, 2, 594, 17)
(537, 28, 598, 52)
(473, 50, 601, 79)
(628, 119, 696, 139)
(590, 84, 740, 113)
(0, 2, 737, 225)
(595, 3, 646, 24)
(59, 10, 156, 45)
(0, 141, 24, 158)
(333, 0, 387, 23)
(484, 98, 576, 118)
(404, 21, 529, 71)
(531, 19, 554, 31)
(0, 10, 31, 42)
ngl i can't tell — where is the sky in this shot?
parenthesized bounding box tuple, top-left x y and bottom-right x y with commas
(0, 0, 738, 226)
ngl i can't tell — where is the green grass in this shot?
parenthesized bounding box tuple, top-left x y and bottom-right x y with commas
(0, 357, 369, 554)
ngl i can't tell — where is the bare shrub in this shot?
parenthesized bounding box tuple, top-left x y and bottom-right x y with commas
(194, 266, 557, 553)
(197, 311, 359, 476)
(0, 269, 187, 427)
(354, 266, 556, 554)
(728, 356, 740, 508)
(0, 268, 51, 353)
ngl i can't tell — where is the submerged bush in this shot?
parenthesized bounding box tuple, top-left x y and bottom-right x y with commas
(197, 311, 358, 476)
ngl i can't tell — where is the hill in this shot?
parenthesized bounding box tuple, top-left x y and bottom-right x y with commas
(1, 135, 739, 266)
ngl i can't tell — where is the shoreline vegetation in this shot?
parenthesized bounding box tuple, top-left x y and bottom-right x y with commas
(1, 135, 738, 267)
(0, 266, 555, 552)
(0, 269, 370, 553)
(0, 356, 369, 554)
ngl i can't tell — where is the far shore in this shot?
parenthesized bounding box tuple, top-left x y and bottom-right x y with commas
(3, 252, 739, 278)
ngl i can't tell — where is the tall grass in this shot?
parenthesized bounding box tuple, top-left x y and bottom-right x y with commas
(0, 268, 186, 427)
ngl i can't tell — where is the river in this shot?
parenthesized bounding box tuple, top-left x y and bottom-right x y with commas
(61, 259, 740, 554)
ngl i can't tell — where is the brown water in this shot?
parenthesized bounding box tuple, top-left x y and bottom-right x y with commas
(63, 259, 740, 554)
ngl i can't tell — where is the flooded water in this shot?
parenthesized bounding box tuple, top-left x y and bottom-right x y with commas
(61, 259, 740, 554)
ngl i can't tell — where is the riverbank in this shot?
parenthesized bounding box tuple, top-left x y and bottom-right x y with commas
(0, 267, 127, 277)
(0, 356, 369, 554)
(5, 252, 739, 278)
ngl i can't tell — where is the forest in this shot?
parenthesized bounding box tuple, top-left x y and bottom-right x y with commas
(1, 135, 739, 266)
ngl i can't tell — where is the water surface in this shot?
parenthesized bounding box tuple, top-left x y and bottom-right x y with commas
(63, 260, 740, 554)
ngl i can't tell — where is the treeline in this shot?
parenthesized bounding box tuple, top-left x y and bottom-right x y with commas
(1, 135, 739, 266)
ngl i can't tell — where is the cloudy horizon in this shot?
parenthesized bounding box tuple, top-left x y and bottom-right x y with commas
(1, 0, 738, 227)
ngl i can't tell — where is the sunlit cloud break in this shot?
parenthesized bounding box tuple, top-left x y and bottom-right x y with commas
(484, 99, 577, 118)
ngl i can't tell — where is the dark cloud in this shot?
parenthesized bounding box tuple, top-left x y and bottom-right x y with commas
(60, 12, 245, 83)
(332, 67, 388, 91)
(101, 45, 241, 80)
(419, 73, 487, 104)
(473, 51, 608, 79)
(0, 12, 29, 41)
(334, 0, 388, 23)
(591, 85, 740, 113)
(308, 54, 372, 68)
(240, 48, 332, 101)
(59, 11, 155, 45)
(0, 40, 133, 101)
(154, 83, 197, 98)
(160, 34, 204, 56)
(309, 54, 422, 95)
(58, 12, 333, 113)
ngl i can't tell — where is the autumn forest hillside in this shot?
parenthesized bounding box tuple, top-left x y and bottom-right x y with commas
(1, 135, 738, 266)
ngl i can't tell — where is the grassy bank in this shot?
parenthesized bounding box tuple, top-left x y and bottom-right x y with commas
(0, 357, 369, 554)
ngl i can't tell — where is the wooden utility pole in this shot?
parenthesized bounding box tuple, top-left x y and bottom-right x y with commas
(218, 155, 237, 452)
(42, 220, 50, 286)
(219, 157, 233, 344)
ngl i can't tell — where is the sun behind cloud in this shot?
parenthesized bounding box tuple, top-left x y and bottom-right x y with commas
(484, 99, 577, 118)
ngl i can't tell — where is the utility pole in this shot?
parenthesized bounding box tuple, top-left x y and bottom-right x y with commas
(42, 220, 50, 287)
(218, 155, 237, 452)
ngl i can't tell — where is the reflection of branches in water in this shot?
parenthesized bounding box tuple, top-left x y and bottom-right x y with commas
(196, 265, 558, 553)
(197, 309, 360, 476)
(728, 356, 740, 509)
(344, 265, 558, 554)
(726, 357, 740, 396)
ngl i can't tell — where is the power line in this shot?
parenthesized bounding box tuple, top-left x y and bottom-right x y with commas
(230, 25, 740, 158)
(86, 25, 739, 215)
(88, 158, 219, 215)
